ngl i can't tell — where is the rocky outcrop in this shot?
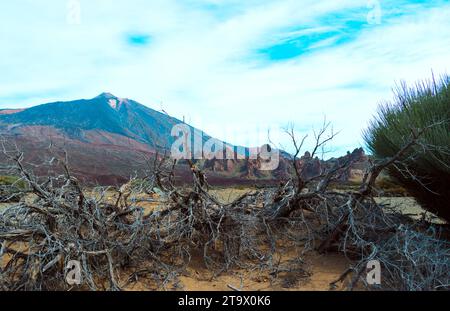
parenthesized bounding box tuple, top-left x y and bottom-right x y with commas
(291, 147, 368, 181)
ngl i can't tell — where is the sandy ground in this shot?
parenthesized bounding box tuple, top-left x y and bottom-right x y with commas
(121, 252, 350, 291)
(178, 253, 349, 291)
(375, 197, 446, 223)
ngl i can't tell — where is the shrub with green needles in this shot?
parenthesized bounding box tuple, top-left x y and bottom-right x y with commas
(364, 75, 450, 222)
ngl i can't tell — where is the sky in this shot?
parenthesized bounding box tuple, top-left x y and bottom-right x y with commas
(1, 0, 450, 157)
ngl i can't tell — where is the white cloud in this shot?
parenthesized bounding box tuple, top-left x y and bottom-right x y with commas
(0, 0, 449, 156)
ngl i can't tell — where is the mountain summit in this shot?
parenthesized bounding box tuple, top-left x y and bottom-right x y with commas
(0, 93, 236, 184)
(0, 93, 197, 150)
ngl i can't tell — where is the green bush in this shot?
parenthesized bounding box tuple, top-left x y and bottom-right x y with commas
(0, 176, 26, 188)
(0, 176, 26, 202)
(375, 174, 409, 197)
(364, 76, 450, 222)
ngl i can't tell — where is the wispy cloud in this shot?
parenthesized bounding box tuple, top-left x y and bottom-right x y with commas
(1, 0, 449, 156)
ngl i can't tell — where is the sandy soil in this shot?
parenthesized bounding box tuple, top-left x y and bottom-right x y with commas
(176, 253, 349, 291)
(120, 248, 351, 292)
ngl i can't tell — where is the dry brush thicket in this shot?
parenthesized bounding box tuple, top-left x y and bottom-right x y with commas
(0, 126, 449, 291)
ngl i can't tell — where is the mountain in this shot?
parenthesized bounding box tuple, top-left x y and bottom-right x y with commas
(0, 93, 368, 185)
(0, 93, 203, 150)
(0, 109, 24, 115)
(0, 93, 264, 184)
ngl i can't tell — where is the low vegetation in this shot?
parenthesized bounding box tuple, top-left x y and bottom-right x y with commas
(364, 75, 450, 222)
(0, 175, 26, 203)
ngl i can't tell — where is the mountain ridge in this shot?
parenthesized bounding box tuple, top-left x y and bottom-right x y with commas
(0, 94, 368, 185)
(0, 93, 194, 149)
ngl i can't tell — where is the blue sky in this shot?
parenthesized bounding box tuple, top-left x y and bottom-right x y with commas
(1, 0, 450, 156)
